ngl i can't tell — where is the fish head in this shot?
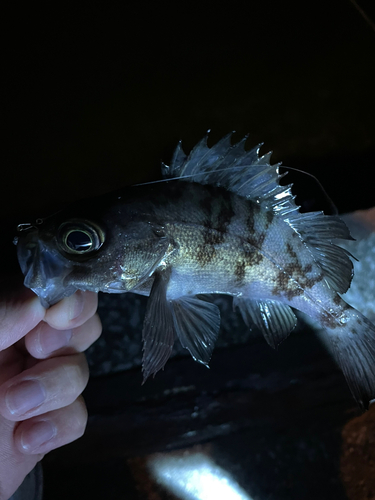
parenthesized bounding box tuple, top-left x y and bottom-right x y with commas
(15, 190, 173, 307)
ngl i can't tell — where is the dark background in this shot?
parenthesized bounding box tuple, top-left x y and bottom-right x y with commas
(2, 1, 375, 231)
(2, 1, 375, 499)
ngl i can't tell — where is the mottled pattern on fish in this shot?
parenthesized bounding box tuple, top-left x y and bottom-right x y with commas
(15, 133, 375, 409)
(158, 185, 321, 299)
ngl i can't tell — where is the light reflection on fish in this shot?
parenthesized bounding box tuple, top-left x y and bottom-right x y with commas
(15, 134, 375, 408)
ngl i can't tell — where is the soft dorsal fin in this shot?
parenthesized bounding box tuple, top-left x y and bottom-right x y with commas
(233, 297, 297, 349)
(162, 132, 298, 216)
(286, 211, 355, 293)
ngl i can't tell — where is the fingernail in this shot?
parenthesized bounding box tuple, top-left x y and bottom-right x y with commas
(6, 380, 46, 416)
(68, 291, 84, 321)
(21, 420, 56, 451)
(41, 329, 72, 354)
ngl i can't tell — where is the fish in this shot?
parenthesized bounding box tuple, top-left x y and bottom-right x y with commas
(15, 133, 375, 409)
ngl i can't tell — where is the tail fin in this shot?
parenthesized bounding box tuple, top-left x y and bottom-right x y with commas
(323, 309, 375, 410)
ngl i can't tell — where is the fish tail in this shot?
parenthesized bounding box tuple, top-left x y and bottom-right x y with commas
(321, 307, 375, 410)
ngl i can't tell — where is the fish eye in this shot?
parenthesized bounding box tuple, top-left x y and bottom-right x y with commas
(58, 221, 104, 255)
(66, 230, 93, 252)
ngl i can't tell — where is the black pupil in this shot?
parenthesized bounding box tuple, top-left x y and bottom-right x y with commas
(66, 231, 92, 252)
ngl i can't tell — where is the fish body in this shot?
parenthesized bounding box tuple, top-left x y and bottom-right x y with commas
(15, 134, 375, 408)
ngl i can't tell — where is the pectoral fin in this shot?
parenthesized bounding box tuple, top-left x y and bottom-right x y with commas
(234, 297, 297, 349)
(171, 296, 221, 365)
(142, 269, 175, 382)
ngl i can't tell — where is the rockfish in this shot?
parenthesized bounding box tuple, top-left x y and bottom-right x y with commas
(15, 134, 375, 408)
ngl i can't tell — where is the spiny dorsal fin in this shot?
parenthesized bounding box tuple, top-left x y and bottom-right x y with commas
(162, 132, 297, 215)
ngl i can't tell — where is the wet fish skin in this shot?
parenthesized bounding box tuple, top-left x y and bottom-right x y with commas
(15, 134, 375, 409)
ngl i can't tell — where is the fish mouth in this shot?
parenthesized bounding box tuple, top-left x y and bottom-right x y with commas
(16, 230, 77, 308)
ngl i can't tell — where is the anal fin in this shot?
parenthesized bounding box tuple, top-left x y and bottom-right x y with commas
(234, 297, 297, 349)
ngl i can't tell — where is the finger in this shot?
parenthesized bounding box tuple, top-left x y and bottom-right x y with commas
(0, 288, 45, 352)
(14, 396, 88, 455)
(25, 313, 102, 359)
(44, 291, 98, 330)
(0, 353, 89, 421)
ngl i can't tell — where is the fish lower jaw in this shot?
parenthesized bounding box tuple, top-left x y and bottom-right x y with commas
(30, 283, 78, 308)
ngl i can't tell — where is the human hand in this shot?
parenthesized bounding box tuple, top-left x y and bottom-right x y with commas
(0, 286, 101, 500)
